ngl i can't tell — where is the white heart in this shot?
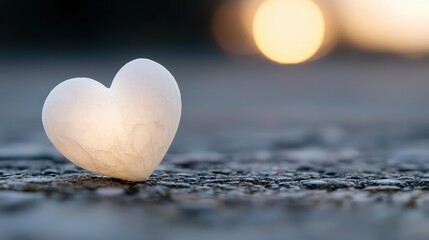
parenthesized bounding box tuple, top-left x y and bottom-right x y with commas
(42, 59, 181, 181)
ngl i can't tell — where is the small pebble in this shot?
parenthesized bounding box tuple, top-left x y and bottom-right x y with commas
(302, 180, 328, 189)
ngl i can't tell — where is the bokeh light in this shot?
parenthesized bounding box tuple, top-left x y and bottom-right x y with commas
(311, 0, 339, 60)
(212, 0, 263, 56)
(336, 0, 429, 56)
(252, 0, 325, 64)
(240, 0, 265, 43)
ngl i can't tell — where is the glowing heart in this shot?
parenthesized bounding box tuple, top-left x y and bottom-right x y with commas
(42, 59, 181, 181)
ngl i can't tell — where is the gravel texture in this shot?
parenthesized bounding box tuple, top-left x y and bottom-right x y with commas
(3, 56, 429, 240)
(2, 125, 429, 240)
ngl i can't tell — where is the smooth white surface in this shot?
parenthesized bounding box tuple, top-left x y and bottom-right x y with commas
(42, 59, 181, 181)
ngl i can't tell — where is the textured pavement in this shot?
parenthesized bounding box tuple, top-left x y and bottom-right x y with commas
(2, 54, 429, 240)
(3, 124, 429, 240)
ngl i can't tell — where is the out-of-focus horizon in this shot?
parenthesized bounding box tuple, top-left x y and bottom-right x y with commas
(1, 0, 429, 151)
(2, 0, 429, 60)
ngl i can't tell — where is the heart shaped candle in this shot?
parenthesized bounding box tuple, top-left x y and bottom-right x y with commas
(42, 59, 181, 181)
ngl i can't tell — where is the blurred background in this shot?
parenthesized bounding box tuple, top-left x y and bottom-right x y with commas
(2, 1, 429, 240)
(1, 0, 429, 152)
(1, 0, 429, 142)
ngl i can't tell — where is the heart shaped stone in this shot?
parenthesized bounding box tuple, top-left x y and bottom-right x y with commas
(42, 59, 181, 181)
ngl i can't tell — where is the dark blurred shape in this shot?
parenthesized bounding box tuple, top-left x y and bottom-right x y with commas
(0, 0, 219, 49)
(212, 0, 262, 56)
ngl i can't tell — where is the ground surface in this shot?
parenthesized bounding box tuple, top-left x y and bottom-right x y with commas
(1, 53, 429, 240)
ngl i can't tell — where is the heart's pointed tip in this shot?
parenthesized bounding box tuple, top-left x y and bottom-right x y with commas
(86, 174, 148, 183)
(94, 173, 149, 182)
(115, 177, 149, 183)
(101, 171, 151, 182)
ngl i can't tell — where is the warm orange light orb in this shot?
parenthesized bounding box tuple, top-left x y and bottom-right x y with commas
(253, 0, 325, 64)
(336, 0, 429, 56)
